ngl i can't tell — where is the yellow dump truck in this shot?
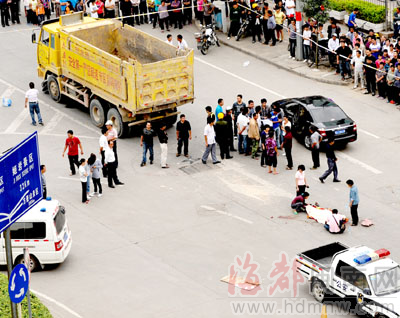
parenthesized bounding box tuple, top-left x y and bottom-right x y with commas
(32, 12, 194, 136)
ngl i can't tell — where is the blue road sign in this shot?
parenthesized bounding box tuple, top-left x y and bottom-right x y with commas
(8, 264, 29, 303)
(0, 132, 42, 234)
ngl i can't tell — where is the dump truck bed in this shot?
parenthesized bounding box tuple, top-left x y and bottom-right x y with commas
(59, 19, 194, 113)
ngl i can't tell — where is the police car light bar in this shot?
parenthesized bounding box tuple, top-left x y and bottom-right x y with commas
(354, 249, 391, 265)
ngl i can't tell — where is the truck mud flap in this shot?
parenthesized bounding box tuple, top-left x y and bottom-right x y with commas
(41, 79, 49, 94)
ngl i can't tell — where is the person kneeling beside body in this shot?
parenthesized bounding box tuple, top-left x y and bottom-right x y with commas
(325, 209, 346, 234)
(291, 192, 309, 214)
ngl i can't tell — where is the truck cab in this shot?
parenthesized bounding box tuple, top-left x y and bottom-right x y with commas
(297, 243, 400, 318)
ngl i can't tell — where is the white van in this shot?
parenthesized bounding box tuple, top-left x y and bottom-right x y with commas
(0, 198, 72, 271)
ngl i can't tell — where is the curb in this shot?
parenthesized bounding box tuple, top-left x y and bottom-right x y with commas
(218, 36, 350, 87)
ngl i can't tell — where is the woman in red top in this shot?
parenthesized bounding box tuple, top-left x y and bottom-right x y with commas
(95, 0, 105, 18)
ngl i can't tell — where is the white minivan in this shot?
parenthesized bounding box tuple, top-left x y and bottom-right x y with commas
(0, 198, 72, 271)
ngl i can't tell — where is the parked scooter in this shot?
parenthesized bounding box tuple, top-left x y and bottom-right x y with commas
(194, 24, 220, 55)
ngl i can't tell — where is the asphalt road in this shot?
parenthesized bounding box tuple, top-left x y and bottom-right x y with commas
(0, 20, 399, 318)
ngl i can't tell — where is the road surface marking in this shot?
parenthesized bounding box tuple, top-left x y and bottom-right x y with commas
(58, 176, 80, 181)
(4, 109, 28, 133)
(0, 27, 35, 34)
(0, 86, 16, 98)
(31, 289, 83, 318)
(336, 151, 382, 174)
(194, 57, 286, 98)
(41, 111, 63, 134)
(0, 77, 99, 135)
(200, 205, 253, 224)
(358, 128, 380, 139)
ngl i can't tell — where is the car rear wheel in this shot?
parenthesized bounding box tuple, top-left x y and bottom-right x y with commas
(15, 254, 40, 272)
(311, 280, 326, 303)
(304, 135, 311, 149)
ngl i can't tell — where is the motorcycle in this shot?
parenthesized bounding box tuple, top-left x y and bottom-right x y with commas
(194, 24, 220, 55)
(236, 17, 251, 41)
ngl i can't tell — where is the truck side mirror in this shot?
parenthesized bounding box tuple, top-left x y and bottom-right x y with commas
(363, 288, 372, 296)
(32, 32, 36, 44)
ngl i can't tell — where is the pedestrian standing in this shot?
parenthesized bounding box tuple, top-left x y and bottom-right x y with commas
(139, 0, 148, 24)
(176, 114, 191, 157)
(40, 164, 47, 199)
(99, 127, 108, 177)
(215, 113, 232, 160)
(79, 158, 89, 204)
(248, 113, 260, 159)
(266, 130, 279, 174)
(158, 0, 170, 31)
(274, 6, 285, 42)
(140, 122, 155, 167)
(203, 0, 213, 26)
(25, 82, 43, 126)
(346, 179, 359, 226)
(310, 126, 321, 169)
(237, 106, 249, 154)
(202, 117, 221, 164)
(376, 62, 387, 99)
(105, 120, 119, 168)
(319, 139, 341, 183)
(105, 141, 124, 187)
(364, 48, 377, 96)
(260, 125, 270, 167)
(215, 98, 224, 121)
(288, 19, 296, 59)
(86, 154, 94, 199)
(351, 50, 365, 89)
(282, 126, 293, 170)
(227, 1, 240, 39)
(158, 122, 169, 168)
(232, 94, 246, 137)
(303, 24, 311, 61)
(295, 164, 308, 196)
(225, 106, 236, 152)
(104, 0, 115, 17)
(62, 130, 83, 176)
(265, 10, 276, 46)
(90, 154, 103, 197)
(171, 0, 182, 29)
(182, 0, 192, 25)
(205, 105, 215, 123)
(271, 108, 282, 149)
(0, 0, 10, 27)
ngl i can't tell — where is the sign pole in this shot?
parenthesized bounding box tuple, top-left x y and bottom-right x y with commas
(5, 228, 18, 318)
(17, 303, 22, 318)
(24, 247, 32, 318)
(295, 0, 304, 61)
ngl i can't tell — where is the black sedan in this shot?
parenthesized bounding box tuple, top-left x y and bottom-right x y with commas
(271, 96, 357, 148)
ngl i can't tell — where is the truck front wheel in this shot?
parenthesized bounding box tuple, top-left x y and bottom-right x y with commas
(311, 280, 326, 303)
(47, 75, 62, 102)
(107, 108, 129, 138)
(90, 99, 106, 127)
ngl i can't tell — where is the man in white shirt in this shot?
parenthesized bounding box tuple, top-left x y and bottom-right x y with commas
(104, 141, 124, 188)
(165, 34, 174, 46)
(25, 82, 43, 126)
(351, 50, 365, 89)
(202, 117, 220, 164)
(105, 120, 119, 167)
(285, 0, 295, 18)
(328, 33, 339, 67)
(177, 34, 188, 52)
(237, 107, 249, 154)
(99, 127, 109, 177)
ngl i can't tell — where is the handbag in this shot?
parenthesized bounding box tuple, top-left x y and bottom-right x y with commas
(333, 214, 346, 232)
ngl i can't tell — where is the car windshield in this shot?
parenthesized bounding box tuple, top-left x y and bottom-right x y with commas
(310, 107, 347, 123)
(369, 266, 400, 296)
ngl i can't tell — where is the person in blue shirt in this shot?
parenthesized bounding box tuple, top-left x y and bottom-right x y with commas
(348, 8, 359, 29)
(346, 179, 360, 226)
(270, 108, 282, 148)
(215, 98, 224, 122)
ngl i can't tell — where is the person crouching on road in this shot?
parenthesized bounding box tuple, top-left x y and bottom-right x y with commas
(105, 141, 124, 188)
(291, 192, 309, 215)
(324, 209, 346, 234)
(79, 158, 89, 204)
(158, 122, 169, 168)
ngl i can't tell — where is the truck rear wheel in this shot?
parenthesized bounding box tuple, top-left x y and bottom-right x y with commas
(90, 99, 106, 127)
(47, 75, 62, 102)
(311, 280, 326, 303)
(107, 108, 129, 138)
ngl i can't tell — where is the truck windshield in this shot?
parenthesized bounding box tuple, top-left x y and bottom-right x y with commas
(370, 266, 400, 296)
(53, 209, 66, 235)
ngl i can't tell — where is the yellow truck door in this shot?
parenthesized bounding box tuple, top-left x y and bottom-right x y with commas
(38, 28, 50, 68)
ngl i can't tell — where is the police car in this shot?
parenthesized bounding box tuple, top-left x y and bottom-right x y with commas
(296, 242, 400, 318)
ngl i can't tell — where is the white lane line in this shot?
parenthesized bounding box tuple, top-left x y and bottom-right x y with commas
(0, 131, 98, 139)
(336, 151, 382, 175)
(41, 111, 64, 134)
(0, 77, 100, 135)
(31, 288, 83, 318)
(4, 109, 29, 133)
(358, 128, 380, 139)
(0, 86, 16, 98)
(200, 205, 253, 224)
(194, 57, 286, 98)
(58, 176, 79, 181)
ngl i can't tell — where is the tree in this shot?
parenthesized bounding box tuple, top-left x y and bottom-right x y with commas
(302, 0, 331, 24)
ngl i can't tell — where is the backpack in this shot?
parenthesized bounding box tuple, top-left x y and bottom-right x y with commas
(266, 138, 276, 156)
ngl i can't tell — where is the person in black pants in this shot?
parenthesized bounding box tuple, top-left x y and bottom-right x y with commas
(41, 165, 47, 199)
(346, 179, 359, 226)
(78, 159, 89, 204)
(225, 107, 236, 152)
(282, 126, 293, 170)
(105, 141, 124, 188)
(139, 0, 148, 24)
(62, 130, 83, 176)
(310, 126, 321, 170)
(182, 0, 191, 25)
(120, 0, 133, 25)
(9, 0, 20, 24)
(364, 48, 377, 96)
(99, 127, 108, 178)
(0, 0, 10, 27)
(319, 139, 341, 183)
(176, 114, 191, 157)
(214, 113, 232, 160)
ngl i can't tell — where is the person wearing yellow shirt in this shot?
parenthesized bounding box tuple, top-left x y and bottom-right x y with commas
(274, 6, 286, 43)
